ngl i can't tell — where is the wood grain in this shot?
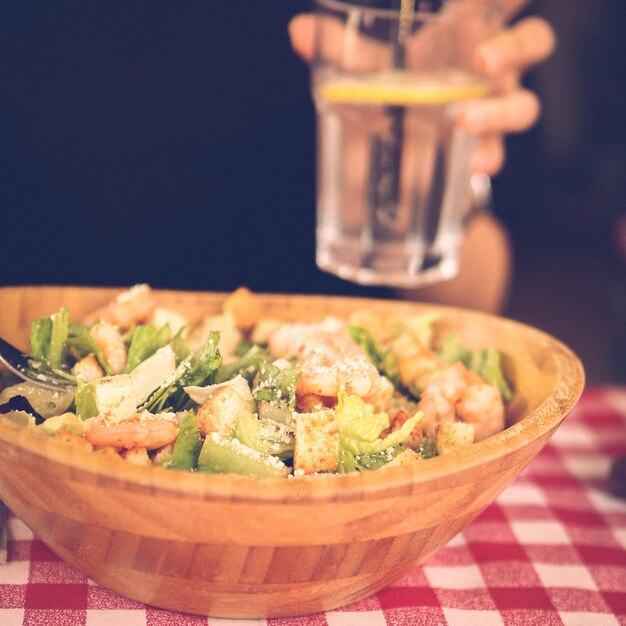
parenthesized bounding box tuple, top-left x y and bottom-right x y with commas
(0, 286, 585, 617)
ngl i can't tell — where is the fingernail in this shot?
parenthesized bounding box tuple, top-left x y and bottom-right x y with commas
(459, 104, 486, 132)
(476, 45, 504, 76)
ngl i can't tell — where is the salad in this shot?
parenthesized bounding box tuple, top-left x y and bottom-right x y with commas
(0, 285, 512, 478)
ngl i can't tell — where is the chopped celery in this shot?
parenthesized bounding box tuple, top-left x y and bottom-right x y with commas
(197, 433, 290, 478)
(235, 411, 294, 460)
(166, 410, 202, 470)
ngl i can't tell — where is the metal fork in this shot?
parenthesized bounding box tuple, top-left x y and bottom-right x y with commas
(0, 339, 77, 564)
(0, 337, 76, 392)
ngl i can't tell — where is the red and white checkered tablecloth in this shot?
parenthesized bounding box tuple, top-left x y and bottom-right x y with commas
(1, 387, 625, 626)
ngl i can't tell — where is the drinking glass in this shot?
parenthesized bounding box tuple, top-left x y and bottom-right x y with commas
(312, 0, 503, 286)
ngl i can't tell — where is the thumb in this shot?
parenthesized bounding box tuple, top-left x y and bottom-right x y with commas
(288, 13, 315, 63)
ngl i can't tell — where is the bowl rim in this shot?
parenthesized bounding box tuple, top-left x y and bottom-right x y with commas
(0, 285, 586, 502)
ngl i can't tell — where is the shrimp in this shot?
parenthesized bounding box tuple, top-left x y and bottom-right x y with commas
(298, 331, 381, 399)
(83, 284, 156, 330)
(416, 363, 468, 436)
(268, 317, 345, 359)
(416, 362, 505, 441)
(362, 375, 395, 413)
(387, 331, 440, 391)
(84, 414, 178, 450)
(89, 321, 127, 374)
(268, 320, 384, 407)
(456, 383, 505, 442)
(121, 447, 151, 466)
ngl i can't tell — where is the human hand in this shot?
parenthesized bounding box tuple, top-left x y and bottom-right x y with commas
(288, 7, 556, 177)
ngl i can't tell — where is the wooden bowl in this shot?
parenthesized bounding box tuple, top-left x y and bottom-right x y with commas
(0, 286, 585, 618)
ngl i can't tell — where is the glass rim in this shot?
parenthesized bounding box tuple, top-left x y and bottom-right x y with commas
(313, 0, 499, 20)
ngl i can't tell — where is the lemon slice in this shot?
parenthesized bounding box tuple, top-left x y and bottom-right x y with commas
(320, 71, 488, 106)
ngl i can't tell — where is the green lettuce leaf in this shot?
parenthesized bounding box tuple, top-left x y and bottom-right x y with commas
(252, 361, 300, 411)
(216, 344, 265, 384)
(141, 331, 222, 413)
(437, 333, 512, 401)
(338, 445, 404, 473)
(0, 410, 37, 429)
(124, 324, 171, 373)
(0, 382, 74, 418)
(66, 330, 112, 376)
(335, 392, 421, 457)
(166, 410, 203, 470)
(29, 306, 69, 369)
(348, 325, 399, 386)
(37, 412, 88, 436)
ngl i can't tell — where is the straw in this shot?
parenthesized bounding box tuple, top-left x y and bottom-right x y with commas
(377, 0, 415, 225)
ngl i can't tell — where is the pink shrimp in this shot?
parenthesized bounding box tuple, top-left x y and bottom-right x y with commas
(456, 383, 505, 442)
(84, 415, 178, 450)
(269, 322, 383, 406)
(89, 321, 127, 374)
(416, 362, 505, 441)
(83, 284, 156, 330)
(268, 317, 345, 358)
(416, 363, 468, 436)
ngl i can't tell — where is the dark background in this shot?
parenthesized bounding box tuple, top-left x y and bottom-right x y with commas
(1, 1, 625, 383)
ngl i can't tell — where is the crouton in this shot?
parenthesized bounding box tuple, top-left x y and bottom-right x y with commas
(75, 375, 136, 423)
(121, 447, 151, 466)
(435, 421, 475, 456)
(54, 428, 93, 452)
(195, 385, 252, 437)
(72, 353, 104, 383)
(94, 446, 123, 460)
(223, 286, 262, 332)
(293, 410, 339, 475)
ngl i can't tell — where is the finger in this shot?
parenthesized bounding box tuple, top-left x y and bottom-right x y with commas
(501, 0, 534, 21)
(288, 13, 315, 62)
(459, 88, 541, 134)
(471, 134, 506, 176)
(475, 16, 556, 77)
(288, 12, 390, 71)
